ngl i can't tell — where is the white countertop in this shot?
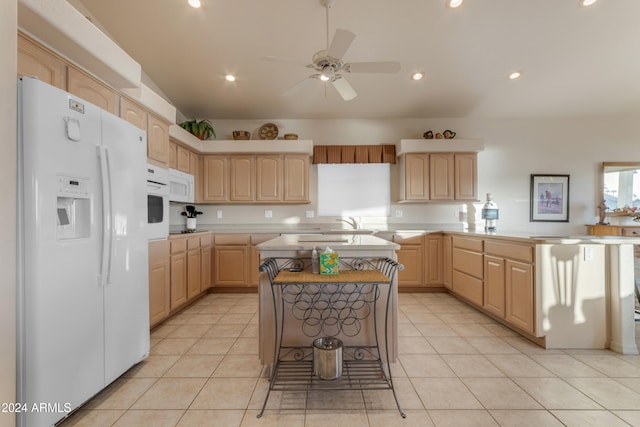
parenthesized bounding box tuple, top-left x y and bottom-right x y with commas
(256, 234, 401, 251)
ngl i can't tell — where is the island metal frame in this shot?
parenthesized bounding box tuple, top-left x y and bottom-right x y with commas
(257, 256, 405, 418)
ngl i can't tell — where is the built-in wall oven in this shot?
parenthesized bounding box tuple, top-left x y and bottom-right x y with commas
(146, 164, 169, 240)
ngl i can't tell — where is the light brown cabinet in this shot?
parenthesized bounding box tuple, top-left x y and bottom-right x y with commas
(203, 155, 228, 202)
(283, 155, 309, 202)
(170, 239, 188, 310)
(483, 255, 505, 317)
(147, 113, 170, 165)
(401, 153, 429, 201)
(200, 234, 212, 291)
(176, 145, 191, 173)
(120, 97, 148, 131)
(250, 234, 280, 285)
(452, 236, 484, 306)
(396, 239, 424, 287)
(455, 153, 478, 200)
(148, 240, 170, 328)
(230, 156, 256, 201)
(213, 234, 251, 287)
(186, 237, 202, 300)
(18, 34, 67, 89)
(256, 155, 282, 202)
(67, 67, 119, 115)
(442, 234, 452, 290)
(430, 154, 454, 200)
(424, 234, 443, 285)
(505, 259, 534, 334)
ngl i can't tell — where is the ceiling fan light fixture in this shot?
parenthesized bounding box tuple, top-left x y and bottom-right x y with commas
(411, 72, 424, 81)
(320, 74, 331, 82)
(188, 0, 201, 8)
(508, 71, 522, 80)
(447, 0, 463, 9)
(225, 74, 236, 82)
(579, 0, 597, 6)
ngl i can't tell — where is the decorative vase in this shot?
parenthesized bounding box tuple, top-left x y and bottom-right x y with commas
(186, 218, 197, 231)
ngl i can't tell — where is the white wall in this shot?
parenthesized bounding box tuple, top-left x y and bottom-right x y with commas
(170, 116, 640, 235)
(1, 1, 17, 426)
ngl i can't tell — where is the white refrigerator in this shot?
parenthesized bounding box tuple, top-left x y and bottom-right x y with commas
(17, 77, 150, 426)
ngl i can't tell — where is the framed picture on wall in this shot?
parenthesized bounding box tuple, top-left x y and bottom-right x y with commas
(530, 174, 570, 222)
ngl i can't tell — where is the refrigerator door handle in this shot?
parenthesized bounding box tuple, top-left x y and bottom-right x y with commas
(98, 145, 113, 286)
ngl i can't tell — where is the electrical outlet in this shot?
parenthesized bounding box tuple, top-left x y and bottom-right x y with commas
(306, 210, 315, 218)
(395, 209, 403, 218)
(584, 247, 594, 262)
(217, 210, 222, 219)
(265, 210, 273, 219)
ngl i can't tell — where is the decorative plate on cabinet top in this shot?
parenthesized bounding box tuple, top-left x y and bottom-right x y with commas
(258, 123, 279, 140)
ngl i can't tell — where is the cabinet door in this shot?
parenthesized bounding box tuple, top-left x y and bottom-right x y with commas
(455, 153, 478, 200)
(120, 97, 148, 131)
(484, 255, 506, 318)
(203, 155, 228, 202)
(18, 34, 66, 89)
(256, 155, 282, 202)
(283, 155, 309, 202)
(442, 235, 453, 290)
(214, 246, 249, 286)
(67, 67, 118, 115)
(176, 146, 191, 173)
(147, 114, 170, 165)
(191, 153, 203, 203)
(170, 252, 188, 309)
(396, 244, 424, 287)
(148, 240, 170, 327)
(230, 156, 255, 201)
(404, 153, 429, 201)
(505, 259, 534, 334)
(201, 246, 211, 291)
(424, 234, 443, 286)
(187, 249, 201, 300)
(168, 142, 178, 169)
(430, 153, 454, 200)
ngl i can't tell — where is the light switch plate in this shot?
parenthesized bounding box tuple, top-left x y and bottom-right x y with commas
(395, 209, 403, 218)
(306, 210, 315, 218)
(265, 210, 273, 218)
(217, 210, 222, 219)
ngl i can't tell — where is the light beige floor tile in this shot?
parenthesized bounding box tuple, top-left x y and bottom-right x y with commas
(551, 410, 631, 427)
(481, 323, 519, 337)
(241, 324, 259, 338)
(179, 313, 224, 325)
(177, 409, 245, 427)
(362, 377, 424, 410)
(501, 337, 565, 355)
(398, 323, 422, 336)
(614, 377, 640, 394)
(564, 377, 640, 410)
(84, 378, 157, 410)
(186, 338, 237, 355)
(426, 336, 479, 354)
(398, 311, 411, 323)
(131, 378, 206, 409)
(166, 324, 213, 339)
(389, 362, 408, 378)
(512, 377, 602, 409)
(163, 313, 194, 325)
(461, 378, 542, 409)
(397, 336, 437, 354)
(58, 409, 125, 426)
(248, 378, 307, 411)
(122, 355, 180, 378)
(448, 323, 495, 337)
(425, 304, 466, 314)
(150, 337, 163, 348)
(240, 410, 305, 427)
(217, 313, 254, 324)
(305, 410, 369, 427)
(150, 324, 179, 339)
(427, 409, 498, 426)
(163, 355, 223, 378)
(403, 312, 443, 324)
(411, 378, 483, 409)
(613, 410, 640, 426)
(228, 337, 259, 355)
(190, 377, 258, 409)
(442, 355, 505, 378)
(436, 313, 478, 324)
(415, 323, 458, 337)
(203, 323, 246, 338)
(227, 304, 258, 314)
(618, 355, 640, 368)
(488, 409, 564, 426)
(306, 390, 365, 410)
(399, 354, 456, 378)
(464, 337, 520, 354)
(484, 354, 555, 378)
(112, 409, 184, 426)
(573, 354, 640, 377)
(150, 338, 198, 356)
(213, 354, 263, 377)
(366, 409, 433, 427)
(465, 312, 498, 324)
(530, 354, 606, 378)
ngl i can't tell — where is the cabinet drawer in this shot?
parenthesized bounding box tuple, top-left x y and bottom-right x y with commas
(393, 233, 425, 244)
(452, 270, 483, 306)
(187, 237, 200, 250)
(251, 233, 279, 245)
(485, 241, 533, 263)
(622, 228, 640, 237)
(452, 248, 483, 279)
(170, 238, 187, 254)
(453, 236, 483, 252)
(214, 234, 250, 245)
(200, 233, 211, 247)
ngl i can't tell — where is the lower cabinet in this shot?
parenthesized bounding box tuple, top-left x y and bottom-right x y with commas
(442, 234, 452, 290)
(170, 238, 188, 310)
(451, 236, 484, 306)
(213, 234, 250, 287)
(395, 235, 424, 287)
(251, 234, 279, 285)
(186, 237, 202, 300)
(505, 259, 535, 334)
(148, 240, 170, 328)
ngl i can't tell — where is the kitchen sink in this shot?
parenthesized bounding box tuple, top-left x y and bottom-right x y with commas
(324, 229, 377, 235)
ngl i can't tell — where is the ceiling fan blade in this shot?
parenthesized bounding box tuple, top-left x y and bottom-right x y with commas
(331, 77, 357, 101)
(261, 56, 309, 66)
(327, 29, 356, 59)
(346, 61, 401, 73)
(282, 76, 315, 97)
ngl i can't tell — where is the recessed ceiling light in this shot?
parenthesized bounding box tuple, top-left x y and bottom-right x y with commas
(411, 72, 424, 81)
(447, 0, 463, 8)
(508, 71, 522, 80)
(188, 0, 201, 8)
(225, 74, 236, 82)
(579, 0, 597, 6)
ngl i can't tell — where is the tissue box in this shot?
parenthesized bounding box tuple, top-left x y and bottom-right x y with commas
(320, 252, 339, 275)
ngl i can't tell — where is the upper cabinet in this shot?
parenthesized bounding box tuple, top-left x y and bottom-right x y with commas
(283, 155, 309, 202)
(18, 34, 67, 89)
(120, 97, 148, 131)
(67, 67, 119, 115)
(147, 113, 170, 165)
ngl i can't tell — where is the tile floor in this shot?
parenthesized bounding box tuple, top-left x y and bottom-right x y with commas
(60, 292, 640, 427)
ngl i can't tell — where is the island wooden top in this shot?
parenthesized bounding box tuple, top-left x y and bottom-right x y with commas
(273, 269, 391, 284)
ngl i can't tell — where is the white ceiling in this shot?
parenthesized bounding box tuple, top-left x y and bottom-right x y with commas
(75, 0, 640, 120)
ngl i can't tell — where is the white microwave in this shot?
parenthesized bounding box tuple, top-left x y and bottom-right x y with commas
(168, 168, 194, 203)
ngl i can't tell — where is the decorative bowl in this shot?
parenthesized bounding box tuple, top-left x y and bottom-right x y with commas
(233, 130, 250, 140)
(284, 133, 298, 140)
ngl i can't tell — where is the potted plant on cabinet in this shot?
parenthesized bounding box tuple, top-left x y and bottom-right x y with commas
(178, 118, 216, 140)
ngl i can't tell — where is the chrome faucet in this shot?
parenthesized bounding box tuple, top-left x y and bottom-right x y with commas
(336, 217, 360, 230)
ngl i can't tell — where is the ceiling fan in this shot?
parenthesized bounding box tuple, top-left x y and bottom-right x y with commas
(265, 0, 401, 101)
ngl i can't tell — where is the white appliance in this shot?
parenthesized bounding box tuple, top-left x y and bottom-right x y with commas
(168, 168, 194, 203)
(17, 77, 150, 426)
(147, 164, 170, 240)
